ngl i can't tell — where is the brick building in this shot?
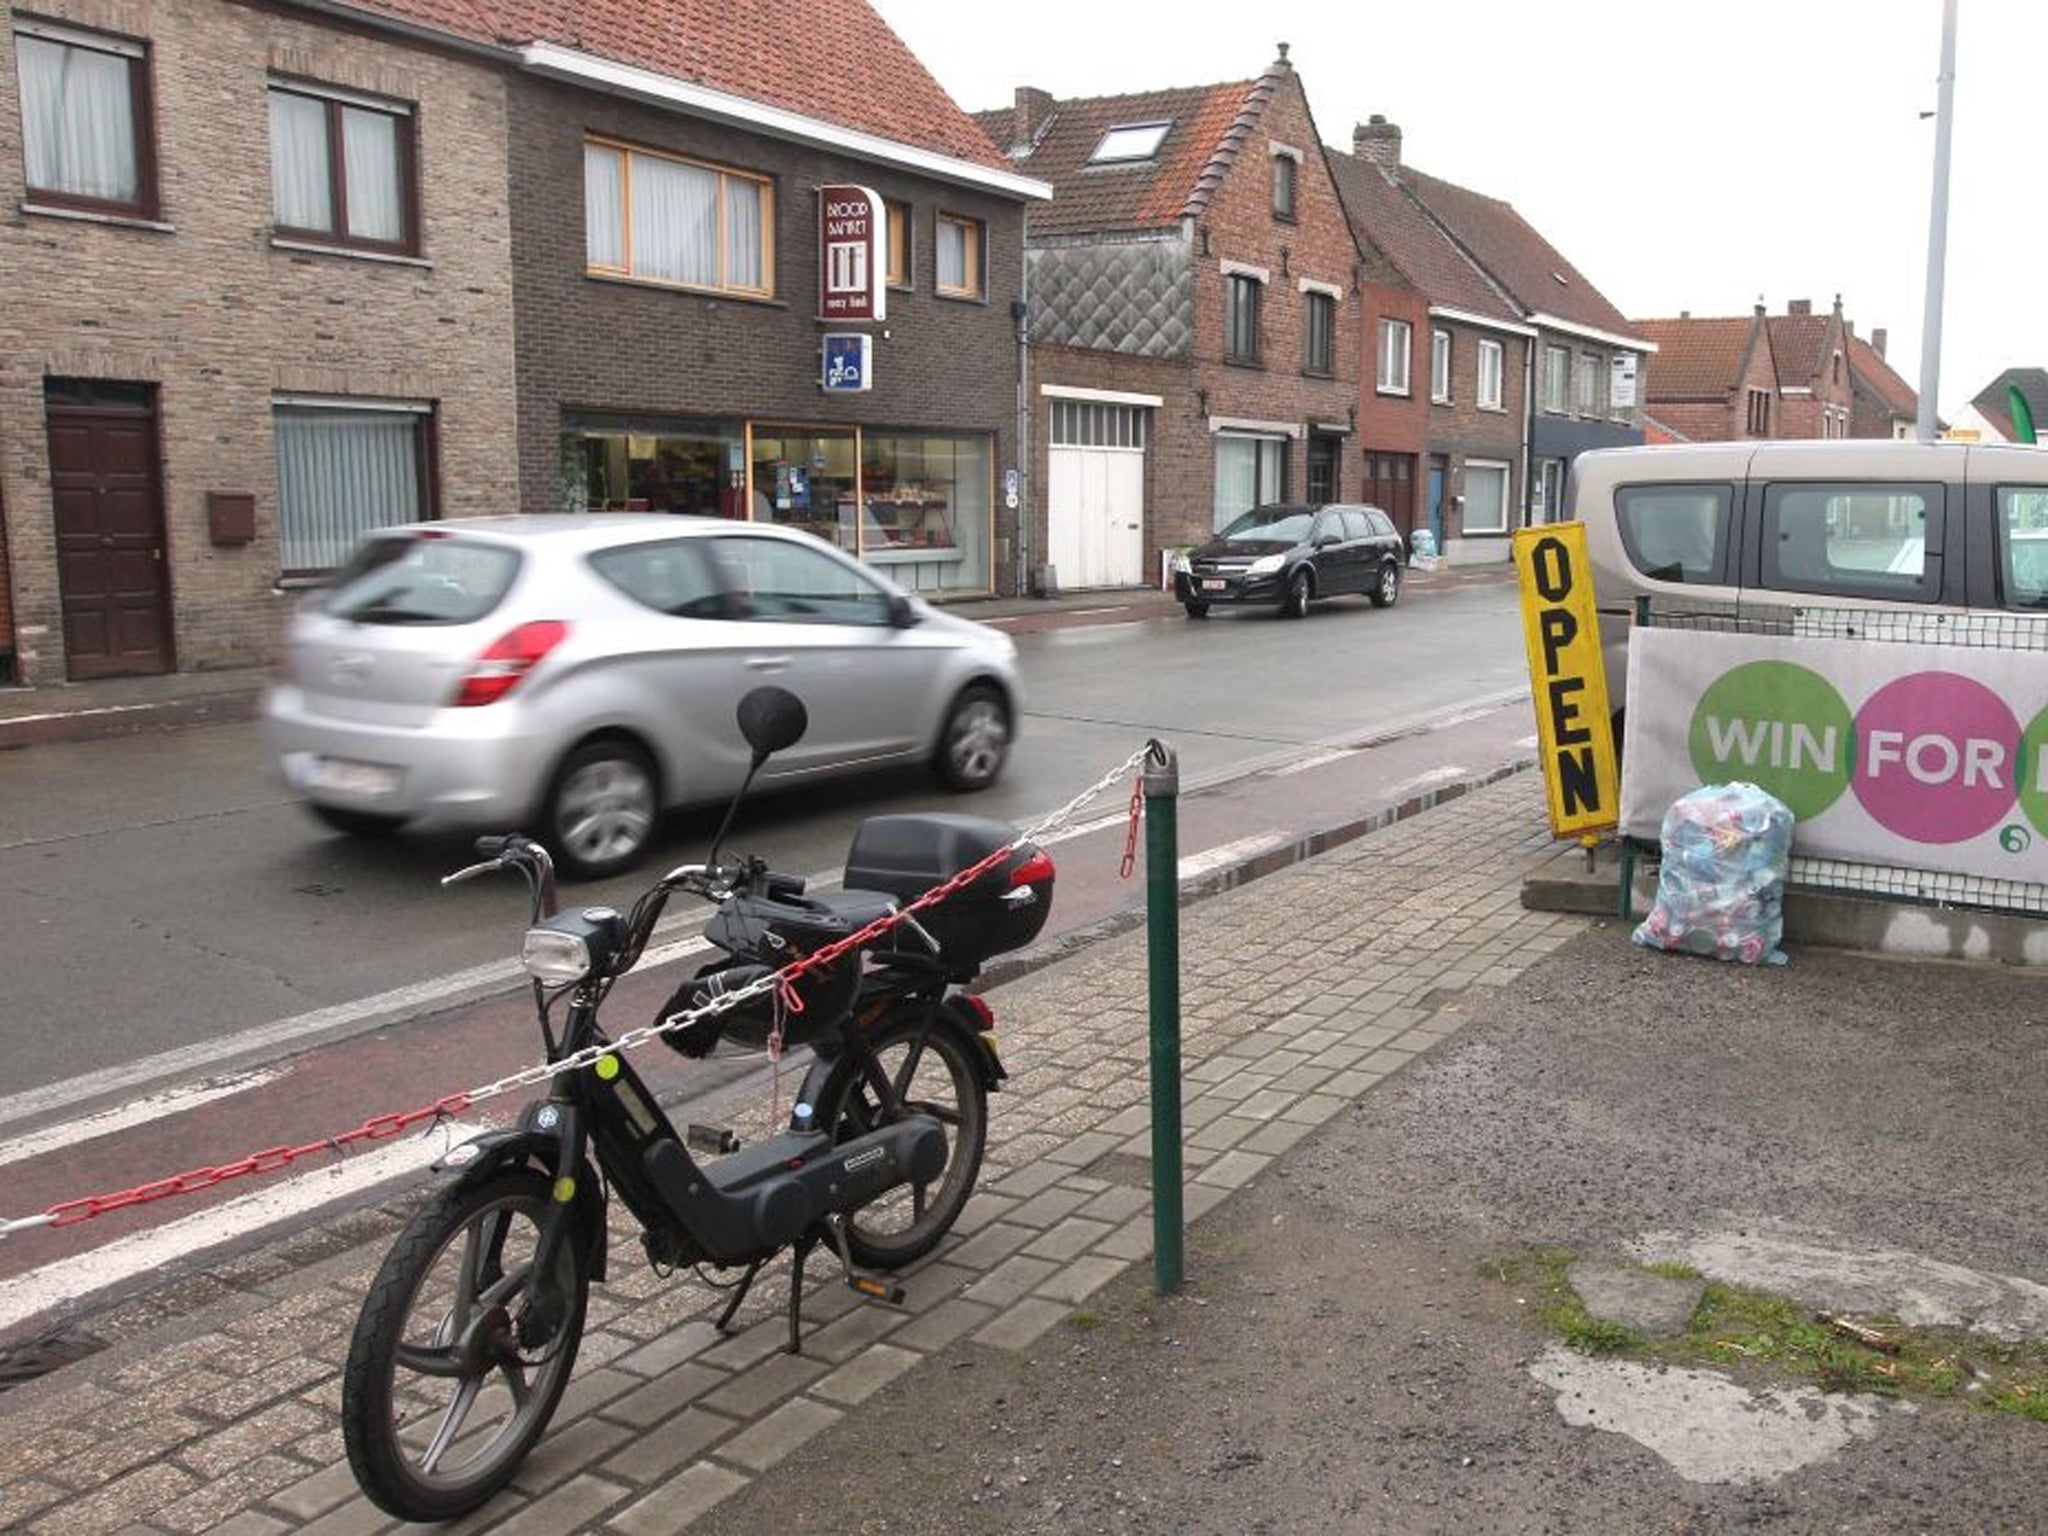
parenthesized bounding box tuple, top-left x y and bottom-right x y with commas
(1328, 121, 1527, 561)
(0, 0, 519, 686)
(1636, 297, 1919, 443)
(500, 2, 1045, 600)
(975, 46, 1361, 590)
(1953, 367, 2048, 443)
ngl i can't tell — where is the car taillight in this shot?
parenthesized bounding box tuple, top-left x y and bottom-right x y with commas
(455, 620, 568, 707)
(1009, 849, 1055, 886)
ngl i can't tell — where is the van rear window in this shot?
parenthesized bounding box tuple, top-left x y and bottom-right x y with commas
(1613, 483, 1731, 584)
(1998, 487, 2048, 609)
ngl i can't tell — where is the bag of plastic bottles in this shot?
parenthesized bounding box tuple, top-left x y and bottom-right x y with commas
(1631, 782, 1792, 966)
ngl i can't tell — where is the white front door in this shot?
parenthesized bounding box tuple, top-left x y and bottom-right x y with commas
(1046, 399, 1148, 589)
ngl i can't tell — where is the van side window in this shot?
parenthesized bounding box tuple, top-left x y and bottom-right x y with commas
(1760, 483, 1941, 602)
(1998, 487, 2048, 609)
(1613, 483, 1731, 584)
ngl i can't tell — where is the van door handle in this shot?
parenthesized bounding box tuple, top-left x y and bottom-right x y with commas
(745, 656, 791, 671)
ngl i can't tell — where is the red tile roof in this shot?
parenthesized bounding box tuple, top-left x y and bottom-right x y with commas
(1326, 152, 1520, 323)
(328, 0, 1010, 170)
(1847, 335, 1917, 418)
(971, 78, 1262, 237)
(1632, 316, 1759, 399)
(1398, 169, 1639, 338)
(1766, 314, 1834, 389)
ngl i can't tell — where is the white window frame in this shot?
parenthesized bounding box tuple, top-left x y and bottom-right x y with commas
(1377, 317, 1412, 396)
(1477, 338, 1505, 411)
(1461, 459, 1512, 535)
(1574, 351, 1601, 417)
(1430, 329, 1451, 403)
(1543, 345, 1570, 414)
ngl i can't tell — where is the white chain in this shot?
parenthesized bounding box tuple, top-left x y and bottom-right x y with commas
(454, 744, 1157, 1110)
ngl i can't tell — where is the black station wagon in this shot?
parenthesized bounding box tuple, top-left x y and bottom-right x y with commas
(1175, 503, 1407, 619)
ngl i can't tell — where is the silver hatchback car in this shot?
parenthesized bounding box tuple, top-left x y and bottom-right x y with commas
(264, 516, 1020, 878)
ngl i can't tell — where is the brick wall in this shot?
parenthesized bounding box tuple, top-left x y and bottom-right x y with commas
(507, 75, 1026, 594)
(1429, 323, 1528, 557)
(0, 0, 519, 685)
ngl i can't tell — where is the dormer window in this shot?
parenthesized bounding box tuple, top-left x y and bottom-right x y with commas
(1089, 122, 1169, 163)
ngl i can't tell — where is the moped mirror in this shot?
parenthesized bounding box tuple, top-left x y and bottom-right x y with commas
(737, 685, 808, 766)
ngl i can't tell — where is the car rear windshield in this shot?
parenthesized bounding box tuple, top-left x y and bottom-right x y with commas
(320, 533, 521, 625)
(1219, 507, 1314, 543)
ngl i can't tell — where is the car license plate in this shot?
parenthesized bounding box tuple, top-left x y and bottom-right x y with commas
(303, 758, 401, 797)
(1201, 579, 1227, 592)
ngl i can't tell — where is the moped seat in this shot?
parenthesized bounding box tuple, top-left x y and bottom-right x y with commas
(804, 888, 899, 931)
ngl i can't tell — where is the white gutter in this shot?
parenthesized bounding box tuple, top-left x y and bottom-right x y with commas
(521, 42, 1052, 202)
(1428, 303, 1537, 340)
(1527, 312, 1659, 354)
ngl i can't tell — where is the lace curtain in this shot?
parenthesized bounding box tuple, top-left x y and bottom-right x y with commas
(18, 34, 138, 203)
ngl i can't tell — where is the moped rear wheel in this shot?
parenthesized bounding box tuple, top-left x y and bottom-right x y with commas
(342, 1168, 588, 1523)
(816, 1007, 988, 1268)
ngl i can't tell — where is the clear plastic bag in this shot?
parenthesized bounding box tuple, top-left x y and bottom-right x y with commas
(1631, 782, 1793, 966)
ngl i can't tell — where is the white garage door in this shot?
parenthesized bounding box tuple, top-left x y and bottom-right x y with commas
(1047, 401, 1146, 589)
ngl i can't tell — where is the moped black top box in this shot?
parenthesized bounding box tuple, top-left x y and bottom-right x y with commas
(844, 814, 1053, 971)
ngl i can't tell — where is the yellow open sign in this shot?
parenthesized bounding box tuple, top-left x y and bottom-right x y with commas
(1513, 522, 1618, 838)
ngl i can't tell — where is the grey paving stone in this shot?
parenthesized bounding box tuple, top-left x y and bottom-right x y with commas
(1022, 1216, 1113, 1262)
(963, 1253, 1060, 1306)
(608, 1461, 749, 1535)
(988, 1160, 1068, 1199)
(551, 1366, 641, 1425)
(1035, 1255, 1127, 1305)
(715, 1397, 843, 1473)
(1278, 1092, 1347, 1126)
(603, 1362, 729, 1430)
(512, 1414, 633, 1496)
(1096, 1218, 1153, 1263)
(811, 1342, 923, 1405)
(944, 1221, 1033, 1271)
(600, 1407, 740, 1485)
(1043, 1129, 1120, 1166)
(1003, 1183, 1093, 1229)
(482, 1472, 629, 1536)
(973, 1297, 1071, 1352)
(1237, 1117, 1318, 1156)
(697, 1350, 827, 1420)
(1188, 1113, 1258, 1152)
(1192, 1149, 1271, 1190)
(615, 1321, 722, 1379)
(892, 1297, 997, 1352)
(267, 1458, 360, 1522)
(293, 1493, 400, 1536)
(1078, 1184, 1149, 1224)
(698, 1320, 789, 1371)
(803, 1301, 907, 1363)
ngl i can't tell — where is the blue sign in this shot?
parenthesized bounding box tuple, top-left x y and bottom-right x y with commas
(822, 333, 872, 393)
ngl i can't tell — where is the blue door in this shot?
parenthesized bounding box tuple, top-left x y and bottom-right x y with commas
(1426, 459, 1447, 552)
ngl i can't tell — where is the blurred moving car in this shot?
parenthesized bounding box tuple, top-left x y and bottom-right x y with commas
(1174, 503, 1406, 619)
(264, 516, 1019, 878)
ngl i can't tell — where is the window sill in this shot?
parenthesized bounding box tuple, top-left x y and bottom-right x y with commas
(1430, 394, 1452, 406)
(1222, 357, 1265, 371)
(1477, 403, 1508, 414)
(23, 201, 173, 234)
(1300, 368, 1335, 381)
(935, 289, 989, 305)
(584, 270, 787, 308)
(272, 236, 432, 268)
(1376, 386, 1412, 398)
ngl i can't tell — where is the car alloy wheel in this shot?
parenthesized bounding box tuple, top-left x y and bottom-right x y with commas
(1282, 569, 1312, 620)
(935, 684, 1010, 791)
(546, 741, 657, 879)
(1372, 562, 1401, 609)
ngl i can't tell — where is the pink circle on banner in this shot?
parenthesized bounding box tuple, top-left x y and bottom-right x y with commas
(1851, 672, 2019, 844)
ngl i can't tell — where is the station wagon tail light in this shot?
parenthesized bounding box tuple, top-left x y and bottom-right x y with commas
(1010, 849, 1055, 886)
(455, 620, 569, 707)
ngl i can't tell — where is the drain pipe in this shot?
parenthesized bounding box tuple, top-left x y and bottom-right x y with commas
(1013, 289, 1032, 598)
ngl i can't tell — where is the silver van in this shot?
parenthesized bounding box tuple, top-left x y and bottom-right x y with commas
(1573, 439, 2048, 733)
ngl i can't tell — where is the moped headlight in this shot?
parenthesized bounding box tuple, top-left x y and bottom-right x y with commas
(522, 927, 592, 984)
(1245, 554, 1286, 576)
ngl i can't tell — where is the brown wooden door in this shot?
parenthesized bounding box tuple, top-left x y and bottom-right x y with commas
(1362, 451, 1418, 542)
(47, 388, 172, 680)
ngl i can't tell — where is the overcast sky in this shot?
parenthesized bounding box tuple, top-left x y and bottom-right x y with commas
(876, 0, 2040, 417)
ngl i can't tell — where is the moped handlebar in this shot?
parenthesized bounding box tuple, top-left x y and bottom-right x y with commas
(443, 834, 558, 920)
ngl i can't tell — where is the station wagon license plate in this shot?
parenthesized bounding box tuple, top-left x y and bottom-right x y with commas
(1201, 579, 1228, 592)
(300, 757, 401, 798)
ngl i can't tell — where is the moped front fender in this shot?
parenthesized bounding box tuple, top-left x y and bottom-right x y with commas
(432, 1114, 610, 1283)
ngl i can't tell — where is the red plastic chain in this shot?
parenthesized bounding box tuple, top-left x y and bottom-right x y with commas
(38, 1092, 474, 1228)
(1119, 772, 1144, 879)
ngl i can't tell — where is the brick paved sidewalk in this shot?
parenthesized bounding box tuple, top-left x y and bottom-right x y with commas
(0, 772, 1578, 1535)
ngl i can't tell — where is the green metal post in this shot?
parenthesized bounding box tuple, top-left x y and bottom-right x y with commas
(1143, 740, 1183, 1294)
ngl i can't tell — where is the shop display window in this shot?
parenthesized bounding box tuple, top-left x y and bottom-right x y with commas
(564, 416, 745, 518)
(859, 435, 990, 589)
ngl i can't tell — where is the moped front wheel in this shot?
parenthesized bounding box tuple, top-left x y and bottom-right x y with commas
(342, 1168, 588, 1523)
(816, 1007, 988, 1268)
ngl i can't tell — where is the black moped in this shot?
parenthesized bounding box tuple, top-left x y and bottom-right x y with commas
(341, 687, 1054, 1521)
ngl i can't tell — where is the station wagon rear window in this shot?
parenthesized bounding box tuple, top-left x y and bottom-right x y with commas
(1759, 482, 1942, 603)
(321, 533, 520, 624)
(1998, 487, 2048, 610)
(1613, 483, 1731, 585)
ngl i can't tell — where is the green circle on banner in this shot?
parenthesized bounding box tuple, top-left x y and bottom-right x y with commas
(2016, 704, 2048, 837)
(1687, 660, 1854, 821)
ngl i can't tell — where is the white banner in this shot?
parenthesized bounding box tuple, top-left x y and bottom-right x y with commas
(1623, 627, 2048, 882)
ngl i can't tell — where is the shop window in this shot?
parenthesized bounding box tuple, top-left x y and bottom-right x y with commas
(1212, 435, 1286, 530)
(274, 401, 432, 575)
(583, 138, 773, 297)
(860, 434, 991, 591)
(936, 213, 984, 299)
(15, 19, 156, 217)
(751, 427, 859, 552)
(269, 81, 415, 252)
(566, 416, 745, 517)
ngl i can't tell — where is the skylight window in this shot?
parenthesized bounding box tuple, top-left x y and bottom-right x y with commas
(1089, 121, 1170, 163)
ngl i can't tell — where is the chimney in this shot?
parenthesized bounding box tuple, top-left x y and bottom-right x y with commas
(1872, 327, 1888, 359)
(1787, 298, 1812, 316)
(1353, 114, 1402, 168)
(1011, 86, 1054, 155)
(1754, 300, 1766, 317)
(1680, 309, 1691, 319)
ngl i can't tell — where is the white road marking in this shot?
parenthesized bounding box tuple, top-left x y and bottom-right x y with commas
(1178, 835, 1283, 882)
(0, 701, 166, 726)
(1386, 765, 1471, 797)
(0, 1119, 489, 1334)
(1515, 733, 1541, 750)
(1269, 747, 1355, 778)
(0, 1070, 280, 1169)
